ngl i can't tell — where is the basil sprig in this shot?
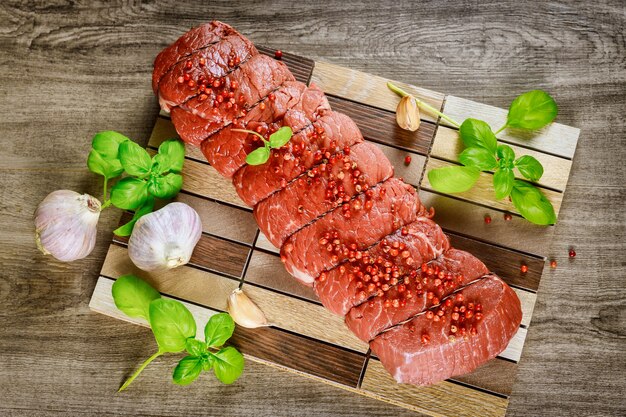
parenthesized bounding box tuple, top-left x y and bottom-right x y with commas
(423, 90, 558, 225)
(86, 131, 186, 236)
(112, 275, 244, 391)
(232, 126, 293, 165)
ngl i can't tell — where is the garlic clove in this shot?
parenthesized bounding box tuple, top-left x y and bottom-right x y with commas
(34, 190, 101, 262)
(227, 288, 271, 329)
(396, 95, 421, 131)
(128, 202, 202, 271)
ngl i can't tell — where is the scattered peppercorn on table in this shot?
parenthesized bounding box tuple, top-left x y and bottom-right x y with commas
(89, 47, 580, 417)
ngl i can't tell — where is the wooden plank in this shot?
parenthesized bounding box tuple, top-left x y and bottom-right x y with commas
(311, 60, 445, 123)
(256, 232, 279, 254)
(360, 359, 509, 417)
(500, 327, 526, 362)
(376, 143, 426, 186)
(447, 233, 544, 292)
(441, 95, 580, 159)
(326, 95, 436, 154)
(513, 288, 536, 327)
(452, 358, 518, 397)
(432, 126, 572, 191)
(148, 116, 206, 162)
(419, 189, 556, 256)
(422, 158, 564, 217)
(89, 277, 366, 388)
(245, 250, 319, 302)
(257, 46, 315, 85)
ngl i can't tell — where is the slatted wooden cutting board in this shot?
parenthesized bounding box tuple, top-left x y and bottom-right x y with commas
(89, 47, 580, 417)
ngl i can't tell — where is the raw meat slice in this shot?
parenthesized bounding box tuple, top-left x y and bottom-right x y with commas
(152, 21, 238, 93)
(170, 54, 294, 146)
(280, 178, 425, 286)
(200, 81, 329, 178)
(157, 34, 257, 111)
(233, 111, 363, 207)
(370, 274, 522, 385)
(345, 248, 488, 342)
(314, 217, 449, 316)
(255, 142, 394, 248)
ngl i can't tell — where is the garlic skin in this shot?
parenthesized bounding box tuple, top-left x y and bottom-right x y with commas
(227, 288, 270, 328)
(128, 202, 202, 271)
(396, 95, 421, 131)
(34, 190, 101, 262)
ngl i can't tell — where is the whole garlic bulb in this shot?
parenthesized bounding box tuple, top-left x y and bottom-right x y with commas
(35, 190, 101, 262)
(128, 202, 202, 271)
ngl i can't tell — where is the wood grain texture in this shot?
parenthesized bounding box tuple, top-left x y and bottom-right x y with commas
(1, 2, 624, 417)
(422, 158, 564, 217)
(432, 126, 572, 191)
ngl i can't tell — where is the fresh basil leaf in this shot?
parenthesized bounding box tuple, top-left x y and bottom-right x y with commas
(185, 338, 207, 357)
(87, 149, 124, 179)
(497, 144, 516, 163)
(113, 196, 155, 237)
(110, 177, 149, 210)
(119, 141, 152, 178)
(92, 131, 130, 160)
(148, 173, 183, 199)
(427, 166, 480, 194)
(111, 274, 161, 322)
(459, 118, 497, 154)
(212, 346, 244, 384)
(202, 355, 214, 371)
(158, 139, 185, 173)
(204, 313, 235, 348)
(515, 155, 544, 181)
(458, 147, 498, 171)
(268, 126, 293, 149)
(149, 298, 197, 353)
(151, 153, 169, 175)
(507, 90, 558, 130)
(172, 356, 203, 386)
(493, 168, 514, 199)
(510, 180, 557, 225)
(245, 146, 270, 166)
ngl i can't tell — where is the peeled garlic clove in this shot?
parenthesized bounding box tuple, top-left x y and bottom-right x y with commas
(396, 95, 421, 131)
(34, 190, 101, 262)
(227, 288, 270, 329)
(128, 202, 202, 271)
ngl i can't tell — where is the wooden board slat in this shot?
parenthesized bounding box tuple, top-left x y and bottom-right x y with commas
(89, 277, 366, 388)
(441, 95, 580, 159)
(422, 158, 564, 217)
(360, 359, 509, 417)
(310, 61, 445, 123)
(326, 95, 436, 154)
(432, 126, 572, 191)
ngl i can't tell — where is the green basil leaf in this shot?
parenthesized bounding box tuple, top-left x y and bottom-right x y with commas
(172, 356, 203, 386)
(212, 346, 244, 384)
(497, 144, 516, 163)
(202, 355, 214, 371)
(458, 147, 498, 171)
(268, 126, 293, 149)
(148, 173, 183, 199)
(204, 313, 235, 348)
(459, 118, 497, 154)
(92, 131, 130, 160)
(113, 196, 155, 237)
(119, 141, 152, 178)
(427, 166, 480, 194)
(185, 338, 207, 357)
(149, 298, 197, 353)
(151, 153, 169, 175)
(515, 155, 544, 181)
(245, 146, 270, 166)
(510, 180, 557, 225)
(493, 168, 514, 199)
(507, 90, 558, 130)
(110, 177, 149, 210)
(111, 274, 161, 322)
(158, 139, 185, 173)
(87, 149, 124, 179)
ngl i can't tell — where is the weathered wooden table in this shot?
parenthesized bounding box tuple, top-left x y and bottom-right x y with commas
(1, 1, 624, 416)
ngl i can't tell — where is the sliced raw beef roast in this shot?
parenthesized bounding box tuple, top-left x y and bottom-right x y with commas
(154, 21, 524, 387)
(370, 274, 522, 385)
